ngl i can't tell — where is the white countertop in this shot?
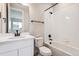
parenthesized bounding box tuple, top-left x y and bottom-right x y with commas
(0, 33, 35, 43)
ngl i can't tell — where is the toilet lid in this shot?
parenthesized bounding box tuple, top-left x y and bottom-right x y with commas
(39, 46, 52, 56)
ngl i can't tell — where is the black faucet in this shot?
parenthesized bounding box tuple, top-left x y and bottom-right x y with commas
(15, 30, 20, 36)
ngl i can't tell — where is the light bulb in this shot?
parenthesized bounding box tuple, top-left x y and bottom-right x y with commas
(21, 3, 29, 6)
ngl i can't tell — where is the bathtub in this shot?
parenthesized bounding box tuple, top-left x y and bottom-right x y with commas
(45, 41, 79, 56)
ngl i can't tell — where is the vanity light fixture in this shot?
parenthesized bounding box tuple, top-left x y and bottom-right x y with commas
(21, 3, 29, 6)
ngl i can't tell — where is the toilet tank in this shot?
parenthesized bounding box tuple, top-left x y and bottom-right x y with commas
(35, 37, 43, 47)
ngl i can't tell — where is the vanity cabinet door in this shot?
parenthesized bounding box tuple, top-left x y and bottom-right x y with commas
(19, 46, 34, 56)
(0, 50, 18, 56)
(19, 39, 34, 56)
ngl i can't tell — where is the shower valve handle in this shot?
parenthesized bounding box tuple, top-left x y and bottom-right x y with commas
(49, 39, 53, 41)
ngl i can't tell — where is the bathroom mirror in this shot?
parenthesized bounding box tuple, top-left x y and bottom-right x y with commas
(6, 3, 29, 33)
(8, 8, 23, 33)
(6, 3, 27, 33)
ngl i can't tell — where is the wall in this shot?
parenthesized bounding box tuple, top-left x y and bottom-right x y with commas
(29, 3, 52, 37)
(44, 3, 79, 48)
(0, 4, 2, 33)
(0, 3, 6, 33)
(44, 7, 54, 42)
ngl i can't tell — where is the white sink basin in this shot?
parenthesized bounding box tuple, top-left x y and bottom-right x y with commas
(0, 33, 35, 43)
(8, 36, 25, 40)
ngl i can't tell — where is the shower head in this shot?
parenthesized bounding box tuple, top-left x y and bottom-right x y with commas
(49, 12, 53, 14)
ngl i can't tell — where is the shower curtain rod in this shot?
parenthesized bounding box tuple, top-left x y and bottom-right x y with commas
(44, 3, 58, 11)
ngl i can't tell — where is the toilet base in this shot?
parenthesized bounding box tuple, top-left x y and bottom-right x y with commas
(39, 46, 52, 56)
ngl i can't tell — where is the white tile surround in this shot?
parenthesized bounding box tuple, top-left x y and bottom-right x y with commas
(44, 3, 79, 48)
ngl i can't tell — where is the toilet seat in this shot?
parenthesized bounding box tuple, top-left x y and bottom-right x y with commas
(39, 46, 52, 56)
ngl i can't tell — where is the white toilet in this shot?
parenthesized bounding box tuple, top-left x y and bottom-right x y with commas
(35, 37, 52, 56)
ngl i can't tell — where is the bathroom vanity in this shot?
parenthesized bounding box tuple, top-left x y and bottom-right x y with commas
(0, 33, 34, 56)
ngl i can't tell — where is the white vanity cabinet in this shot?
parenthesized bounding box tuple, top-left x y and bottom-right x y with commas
(0, 37, 34, 56)
(0, 50, 18, 56)
(19, 46, 33, 56)
(19, 38, 34, 56)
